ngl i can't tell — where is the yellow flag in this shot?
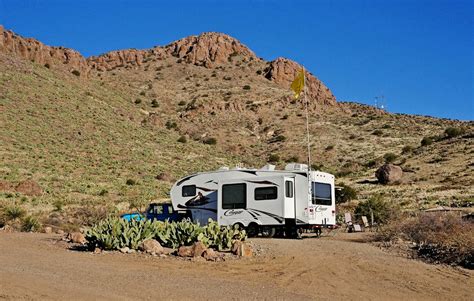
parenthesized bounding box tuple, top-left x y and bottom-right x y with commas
(290, 68, 305, 99)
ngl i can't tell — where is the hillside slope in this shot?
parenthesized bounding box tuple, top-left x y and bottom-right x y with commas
(0, 26, 473, 220)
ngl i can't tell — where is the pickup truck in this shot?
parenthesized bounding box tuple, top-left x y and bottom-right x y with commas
(121, 203, 188, 222)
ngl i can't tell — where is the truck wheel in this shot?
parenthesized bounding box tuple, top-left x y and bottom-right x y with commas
(261, 226, 276, 238)
(246, 223, 259, 238)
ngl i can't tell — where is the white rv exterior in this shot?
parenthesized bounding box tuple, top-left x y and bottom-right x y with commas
(170, 164, 336, 237)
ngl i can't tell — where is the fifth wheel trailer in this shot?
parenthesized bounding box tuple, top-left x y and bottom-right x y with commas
(170, 163, 336, 237)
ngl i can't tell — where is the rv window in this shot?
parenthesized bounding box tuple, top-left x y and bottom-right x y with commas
(285, 181, 294, 198)
(182, 185, 196, 197)
(255, 187, 277, 200)
(222, 183, 246, 209)
(312, 182, 332, 206)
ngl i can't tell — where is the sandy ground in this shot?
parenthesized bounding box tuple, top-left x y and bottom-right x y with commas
(0, 232, 472, 300)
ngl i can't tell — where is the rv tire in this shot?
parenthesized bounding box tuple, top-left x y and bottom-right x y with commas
(261, 226, 276, 238)
(246, 223, 259, 238)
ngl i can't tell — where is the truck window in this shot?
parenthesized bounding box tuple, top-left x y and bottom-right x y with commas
(149, 205, 163, 215)
(182, 185, 196, 197)
(312, 182, 332, 205)
(255, 187, 277, 200)
(285, 181, 293, 198)
(222, 183, 246, 209)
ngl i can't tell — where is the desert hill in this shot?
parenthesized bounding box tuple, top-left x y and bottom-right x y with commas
(0, 25, 472, 224)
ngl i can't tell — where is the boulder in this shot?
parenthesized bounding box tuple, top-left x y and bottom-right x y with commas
(177, 245, 194, 257)
(192, 241, 207, 257)
(43, 226, 52, 234)
(139, 239, 164, 255)
(231, 241, 253, 257)
(203, 248, 219, 261)
(68, 232, 86, 244)
(119, 247, 130, 253)
(375, 164, 403, 184)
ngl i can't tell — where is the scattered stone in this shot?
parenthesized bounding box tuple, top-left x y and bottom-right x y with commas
(139, 239, 164, 255)
(43, 226, 52, 234)
(177, 245, 194, 257)
(203, 248, 219, 261)
(376, 163, 403, 184)
(162, 247, 175, 255)
(0, 225, 15, 233)
(192, 241, 207, 257)
(119, 247, 130, 253)
(68, 232, 86, 244)
(93, 247, 102, 254)
(232, 241, 253, 257)
(56, 229, 64, 235)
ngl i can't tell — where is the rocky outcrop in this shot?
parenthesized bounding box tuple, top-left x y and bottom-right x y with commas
(264, 57, 337, 106)
(0, 25, 89, 75)
(375, 164, 403, 184)
(87, 48, 166, 71)
(164, 32, 256, 67)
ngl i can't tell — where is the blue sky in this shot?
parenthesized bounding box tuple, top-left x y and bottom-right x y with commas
(1, 0, 472, 120)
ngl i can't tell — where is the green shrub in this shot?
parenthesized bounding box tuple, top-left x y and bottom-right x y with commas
(177, 136, 187, 143)
(268, 153, 280, 162)
(71, 70, 81, 76)
(53, 199, 64, 212)
(243, 85, 251, 90)
(98, 189, 108, 196)
(285, 155, 300, 163)
(444, 127, 465, 139)
(325, 145, 334, 151)
(383, 152, 397, 163)
(44, 63, 50, 69)
(139, 91, 146, 96)
(165, 121, 178, 130)
(134, 98, 142, 104)
(178, 100, 186, 106)
(355, 195, 394, 224)
(401, 145, 413, 154)
(269, 135, 286, 143)
(335, 184, 357, 204)
(4, 205, 26, 221)
(151, 99, 159, 108)
(203, 137, 217, 145)
(126, 179, 136, 186)
(22, 215, 41, 232)
(421, 136, 433, 146)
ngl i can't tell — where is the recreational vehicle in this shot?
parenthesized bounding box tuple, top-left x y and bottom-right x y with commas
(170, 163, 336, 237)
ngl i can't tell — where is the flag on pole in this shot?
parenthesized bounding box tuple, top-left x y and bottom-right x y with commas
(290, 68, 305, 99)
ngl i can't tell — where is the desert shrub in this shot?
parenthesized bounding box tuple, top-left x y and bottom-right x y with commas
(421, 136, 433, 146)
(281, 114, 289, 120)
(285, 155, 300, 163)
(134, 98, 142, 104)
(269, 135, 286, 143)
(325, 145, 335, 151)
(203, 137, 217, 145)
(139, 91, 146, 96)
(53, 199, 64, 212)
(372, 129, 383, 136)
(335, 184, 357, 204)
(355, 195, 395, 224)
(268, 153, 280, 162)
(165, 120, 177, 130)
(379, 212, 473, 268)
(86, 217, 246, 251)
(150, 99, 159, 108)
(3, 205, 26, 221)
(243, 85, 251, 90)
(178, 100, 187, 106)
(383, 152, 397, 163)
(71, 70, 81, 76)
(126, 179, 136, 186)
(177, 135, 187, 143)
(22, 215, 41, 232)
(401, 145, 413, 154)
(444, 127, 465, 139)
(44, 63, 50, 69)
(382, 124, 392, 129)
(98, 189, 108, 196)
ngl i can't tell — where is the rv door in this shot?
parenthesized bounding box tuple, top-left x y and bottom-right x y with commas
(284, 177, 295, 219)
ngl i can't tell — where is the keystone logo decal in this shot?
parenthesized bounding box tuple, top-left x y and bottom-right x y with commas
(315, 206, 328, 212)
(224, 209, 244, 216)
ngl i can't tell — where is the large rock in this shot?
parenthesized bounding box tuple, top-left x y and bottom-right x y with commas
(375, 164, 403, 184)
(68, 232, 86, 244)
(203, 248, 219, 261)
(177, 245, 194, 257)
(139, 239, 164, 255)
(192, 241, 207, 258)
(231, 241, 253, 257)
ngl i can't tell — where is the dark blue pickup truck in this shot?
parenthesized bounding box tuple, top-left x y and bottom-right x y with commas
(121, 203, 187, 222)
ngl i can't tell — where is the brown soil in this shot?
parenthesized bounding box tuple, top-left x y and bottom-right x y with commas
(1, 232, 472, 300)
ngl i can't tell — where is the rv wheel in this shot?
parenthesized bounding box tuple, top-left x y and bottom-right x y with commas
(246, 223, 259, 238)
(260, 226, 276, 238)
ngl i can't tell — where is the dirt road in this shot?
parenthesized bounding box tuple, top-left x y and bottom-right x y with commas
(0, 232, 472, 300)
